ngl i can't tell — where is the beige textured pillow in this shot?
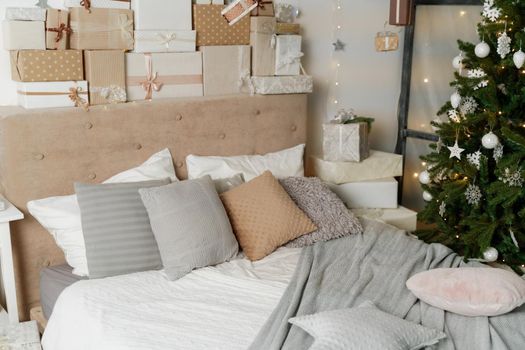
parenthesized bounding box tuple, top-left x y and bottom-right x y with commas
(220, 171, 317, 261)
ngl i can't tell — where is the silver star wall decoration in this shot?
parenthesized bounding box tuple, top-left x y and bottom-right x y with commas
(333, 39, 346, 51)
(448, 140, 465, 160)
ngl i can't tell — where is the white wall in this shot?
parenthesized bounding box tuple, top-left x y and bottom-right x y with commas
(283, 0, 405, 156)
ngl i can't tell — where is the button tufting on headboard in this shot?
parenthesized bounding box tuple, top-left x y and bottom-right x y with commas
(33, 153, 44, 161)
(134, 143, 142, 150)
(255, 109, 261, 115)
(176, 161, 184, 168)
(175, 114, 183, 121)
(84, 122, 93, 130)
(219, 133, 226, 140)
(291, 125, 297, 132)
(88, 173, 97, 180)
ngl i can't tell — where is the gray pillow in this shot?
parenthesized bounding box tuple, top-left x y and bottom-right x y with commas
(289, 301, 446, 350)
(279, 177, 362, 248)
(213, 173, 245, 194)
(139, 176, 239, 281)
(75, 179, 170, 279)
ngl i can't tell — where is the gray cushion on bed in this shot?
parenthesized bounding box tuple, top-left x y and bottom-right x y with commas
(139, 176, 239, 281)
(40, 264, 84, 319)
(75, 179, 170, 279)
(289, 301, 446, 350)
(279, 177, 362, 248)
(213, 173, 245, 193)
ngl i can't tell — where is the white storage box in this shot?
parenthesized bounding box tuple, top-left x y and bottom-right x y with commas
(351, 206, 418, 232)
(328, 178, 398, 209)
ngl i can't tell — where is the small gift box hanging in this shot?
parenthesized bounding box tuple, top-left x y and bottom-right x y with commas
(274, 3, 299, 23)
(46, 9, 71, 50)
(251, 0, 274, 17)
(375, 22, 400, 52)
(222, 0, 258, 26)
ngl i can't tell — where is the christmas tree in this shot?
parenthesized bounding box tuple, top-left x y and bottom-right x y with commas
(417, 0, 525, 273)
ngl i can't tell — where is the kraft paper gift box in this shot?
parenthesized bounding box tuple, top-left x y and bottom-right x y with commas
(311, 150, 403, 184)
(275, 35, 303, 76)
(46, 9, 70, 50)
(327, 178, 398, 209)
(322, 122, 370, 162)
(275, 23, 300, 35)
(352, 206, 417, 232)
(221, 0, 258, 26)
(250, 17, 276, 76)
(65, 0, 131, 9)
(251, 75, 313, 95)
(251, 0, 274, 17)
(10, 50, 84, 82)
(133, 30, 196, 53)
(126, 52, 203, 101)
(132, 0, 191, 31)
(84, 50, 126, 105)
(17, 81, 89, 110)
(2, 21, 46, 50)
(196, 0, 224, 4)
(5, 7, 47, 21)
(69, 8, 134, 50)
(193, 4, 250, 46)
(201, 46, 251, 96)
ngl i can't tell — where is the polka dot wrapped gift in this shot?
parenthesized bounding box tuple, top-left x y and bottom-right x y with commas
(10, 50, 84, 82)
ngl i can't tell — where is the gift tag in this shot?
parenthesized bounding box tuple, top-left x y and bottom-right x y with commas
(375, 31, 399, 52)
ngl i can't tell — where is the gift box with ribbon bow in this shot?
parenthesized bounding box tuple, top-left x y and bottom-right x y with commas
(46, 9, 70, 50)
(221, 0, 258, 26)
(250, 16, 276, 76)
(251, 0, 274, 17)
(274, 34, 303, 76)
(193, 4, 250, 46)
(85, 50, 126, 105)
(16, 81, 89, 110)
(69, 7, 134, 50)
(132, 0, 191, 31)
(133, 30, 196, 53)
(65, 0, 131, 10)
(201, 45, 251, 96)
(125, 52, 203, 101)
(10, 50, 84, 82)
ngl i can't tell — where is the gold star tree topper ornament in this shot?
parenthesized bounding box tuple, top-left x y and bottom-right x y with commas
(333, 39, 346, 51)
(448, 139, 465, 159)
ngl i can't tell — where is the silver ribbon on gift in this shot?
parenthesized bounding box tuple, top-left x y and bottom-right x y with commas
(276, 50, 304, 70)
(92, 85, 127, 103)
(237, 48, 255, 95)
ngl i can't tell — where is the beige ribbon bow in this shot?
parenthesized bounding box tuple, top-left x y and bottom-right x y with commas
(48, 23, 72, 44)
(156, 33, 178, 50)
(80, 0, 91, 12)
(277, 51, 304, 69)
(140, 54, 163, 100)
(68, 87, 89, 111)
(117, 14, 134, 46)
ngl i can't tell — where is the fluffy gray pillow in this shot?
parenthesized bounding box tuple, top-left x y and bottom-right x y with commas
(279, 177, 362, 248)
(289, 301, 446, 350)
(75, 179, 170, 279)
(139, 176, 239, 280)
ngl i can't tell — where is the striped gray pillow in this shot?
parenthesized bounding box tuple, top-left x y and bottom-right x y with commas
(75, 179, 170, 279)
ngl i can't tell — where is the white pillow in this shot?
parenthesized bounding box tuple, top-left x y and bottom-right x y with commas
(186, 144, 305, 181)
(27, 148, 178, 277)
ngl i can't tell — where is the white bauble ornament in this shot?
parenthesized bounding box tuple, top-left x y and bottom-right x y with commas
(513, 50, 525, 69)
(419, 170, 431, 185)
(483, 247, 499, 262)
(481, 132, 499, 149)
(452, 54, 463, 70)
(422, 191, 433, 202)
(475, 41, 491, 58)
(450, 91, 462, 109)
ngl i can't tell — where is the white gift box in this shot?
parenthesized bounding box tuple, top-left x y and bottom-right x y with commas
(2, 21, 45, 50)
(133, 30, 196, 53)
(46, 0, 67, 10)
(132, 0, 191, 31)
(126, 52, 203, 101)
(65, 0, 131, 9)
(251, 75, 313, 95)
(311, 150, 403, 184)
(17, 81, 89, 109)
(328, 178, 398, 209)
(275, 35, 302, 76)
(5, 8, 47, 21)
(351, 206, 418, 232)
(323, 122, 370, 162)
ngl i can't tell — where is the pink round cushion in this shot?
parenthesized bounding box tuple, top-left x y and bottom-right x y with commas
(406, 267, 525, 317)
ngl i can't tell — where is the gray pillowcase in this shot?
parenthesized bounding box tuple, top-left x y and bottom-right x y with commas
(213, 173, 245, 194)
(139, 176, 239, 281)
(279, 177, 362, 248)
(75, 179, 170, 279)
(289, 301, 446, 350)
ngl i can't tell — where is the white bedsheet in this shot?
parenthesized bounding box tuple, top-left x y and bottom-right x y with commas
(42, 247, 301, 350)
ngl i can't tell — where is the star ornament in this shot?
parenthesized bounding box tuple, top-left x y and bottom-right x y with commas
(333, 39, 346, 51)
(448, 140, 465, 160)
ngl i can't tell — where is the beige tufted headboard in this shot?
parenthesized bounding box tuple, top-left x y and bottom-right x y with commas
(0, 94, 308, 320)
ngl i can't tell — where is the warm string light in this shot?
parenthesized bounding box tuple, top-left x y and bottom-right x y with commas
(330, 0, 344, 108)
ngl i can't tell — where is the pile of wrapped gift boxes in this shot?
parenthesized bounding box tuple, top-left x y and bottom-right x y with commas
(1, 0, 313, 109)
(312, 115, 418, 232)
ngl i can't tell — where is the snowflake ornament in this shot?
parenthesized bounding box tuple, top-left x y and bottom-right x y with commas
(468, 69, 489, 90)
(483, 0, 502, 22)
(460, 97, 478, 115)
(448, 109, 461, 123)
(467, 151, 482, 170)
(439, 201, 447, 218)
(497, 83, 508, 95)
(493, 143, 504, 162)
(497, 31, 511, 59)
(465, 184, 482, 205)
(500, 168, 524, 187)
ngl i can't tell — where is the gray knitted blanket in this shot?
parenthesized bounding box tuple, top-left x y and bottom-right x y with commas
(249, 219, 525, 350)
